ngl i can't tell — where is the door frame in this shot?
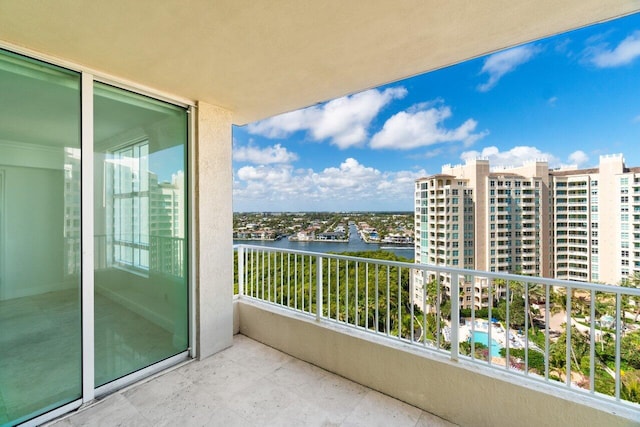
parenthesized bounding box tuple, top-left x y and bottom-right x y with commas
(0, 45, 196, 426)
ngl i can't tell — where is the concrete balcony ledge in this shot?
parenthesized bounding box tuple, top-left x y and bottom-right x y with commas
(235, 297, 639, 427)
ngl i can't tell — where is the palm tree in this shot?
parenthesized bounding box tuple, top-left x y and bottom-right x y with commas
(500, 278, 539, 333)
(549, 325, 590, 381)
(621, 273, 640, 322)
(550, 287, 570, 316)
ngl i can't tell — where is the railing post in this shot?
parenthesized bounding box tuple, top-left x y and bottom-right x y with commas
(238, 246, 244, 297)
(450, 272, 459, 361)
(316, 256, 323, 320)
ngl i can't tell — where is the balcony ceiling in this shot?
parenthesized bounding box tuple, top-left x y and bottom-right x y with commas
(0, 1, 639, 125)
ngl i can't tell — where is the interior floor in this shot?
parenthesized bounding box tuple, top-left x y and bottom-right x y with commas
(0, 287, 182, 426)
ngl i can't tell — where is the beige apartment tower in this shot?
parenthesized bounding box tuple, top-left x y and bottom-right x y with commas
(414, 154, 639, 309)
(550, 154, 640, 285)
(414, 159, 549, 309)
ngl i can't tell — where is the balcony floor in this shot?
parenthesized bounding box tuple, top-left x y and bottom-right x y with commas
(48, 334, 457, 427)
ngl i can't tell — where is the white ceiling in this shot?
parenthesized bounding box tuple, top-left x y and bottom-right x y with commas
(1, 1, 639, 125)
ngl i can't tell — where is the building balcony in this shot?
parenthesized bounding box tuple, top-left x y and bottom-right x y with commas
(48, 245, 640, 427)
(226, 246, 639, 426)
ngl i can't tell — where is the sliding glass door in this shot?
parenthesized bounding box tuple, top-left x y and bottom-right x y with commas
(0, 49, 82, 426)
(0, 48, 189, 425)
(93, 83, 189, 387)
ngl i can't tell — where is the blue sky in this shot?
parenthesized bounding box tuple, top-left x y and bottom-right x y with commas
(233, 13, 640, 212)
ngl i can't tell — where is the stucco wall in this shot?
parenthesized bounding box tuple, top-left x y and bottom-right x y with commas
(237, 300, 638, 427)
(195, 102, 234, 358)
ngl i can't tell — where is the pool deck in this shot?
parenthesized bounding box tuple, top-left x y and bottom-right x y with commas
(460, 319, 527, 350)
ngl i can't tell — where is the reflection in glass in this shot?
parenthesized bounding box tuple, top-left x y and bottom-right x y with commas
(94, 83, 188, 386)
(0, 49, 81, 425)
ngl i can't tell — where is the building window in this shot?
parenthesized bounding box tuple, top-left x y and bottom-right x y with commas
(112, 140, 150, 271)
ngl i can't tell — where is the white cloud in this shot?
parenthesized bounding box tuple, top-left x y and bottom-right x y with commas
(568, 150, 589, 166)
(369, 103, 488, 150)
(247, 87, 407, 149)
(477, 45, 539, 92)
(554, 38, 572, 55)
(245, 109, 313, 139)
(547, 96, 558, 107)
(233, 158, 427, 211)
(587, 31, 640, 68)
(633, 114, 640, 123)
(313, 158, 380, 191)
(460, 146, 559, 168)
(233, 142, 298, 164)
(422, 148, 444, 159)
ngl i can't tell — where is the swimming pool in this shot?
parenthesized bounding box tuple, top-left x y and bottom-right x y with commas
(470, 331, 502, 357)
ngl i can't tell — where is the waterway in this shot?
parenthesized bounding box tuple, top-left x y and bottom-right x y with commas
(234, 224, 415, 261)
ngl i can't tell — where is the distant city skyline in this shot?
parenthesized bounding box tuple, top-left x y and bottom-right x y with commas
(233, 12, 640, 212)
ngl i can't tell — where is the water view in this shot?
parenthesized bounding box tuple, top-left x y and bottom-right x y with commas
(234, 224, 415, 261)
(233, 213, 414, 261)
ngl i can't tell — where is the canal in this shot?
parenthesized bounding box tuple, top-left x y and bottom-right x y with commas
(234, 224, 415, 261)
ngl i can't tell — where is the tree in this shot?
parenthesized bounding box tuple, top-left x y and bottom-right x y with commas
(621, 273, 640, 322)
(495, 296, 525, 329)
(549, 326, 590, 377)
(500, 348, 545, 373)
(460, 341, 489, 361)
(424, 277, 440, 314)
(621, 331, 640, 370)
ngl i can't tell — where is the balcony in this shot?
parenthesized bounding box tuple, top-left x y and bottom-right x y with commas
(49, 335, 454, 427)
(4, 1, 640, 425)
(232, 246, 640, 423)
(38, 248, 634, 427)
(39, 245, 640, 426)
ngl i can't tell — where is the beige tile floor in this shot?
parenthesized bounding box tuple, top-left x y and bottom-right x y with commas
(48, 335, 458, 427)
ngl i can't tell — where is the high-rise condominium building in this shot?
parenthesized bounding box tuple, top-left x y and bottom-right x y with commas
(413, 159, 550, 309)
(414, 154, 638, 309)
(550, 154, 640, 284)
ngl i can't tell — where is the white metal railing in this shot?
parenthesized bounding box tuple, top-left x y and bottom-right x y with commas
(234, 244, 640, 408)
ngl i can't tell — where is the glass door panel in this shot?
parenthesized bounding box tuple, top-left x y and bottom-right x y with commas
(0, 49, 81, 425)
(93, 83, 188, 387)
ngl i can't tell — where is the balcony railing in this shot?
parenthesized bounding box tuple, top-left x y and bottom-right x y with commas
(235, 244, 640, 409)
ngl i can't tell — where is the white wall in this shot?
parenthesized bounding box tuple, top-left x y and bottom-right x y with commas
(0, 164, 68, 299)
